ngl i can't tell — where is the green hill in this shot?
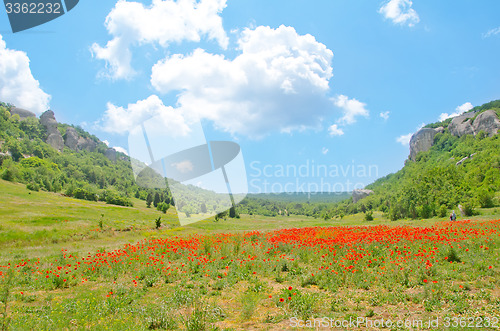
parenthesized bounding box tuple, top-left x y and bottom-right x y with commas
(335, 100, 500, 220)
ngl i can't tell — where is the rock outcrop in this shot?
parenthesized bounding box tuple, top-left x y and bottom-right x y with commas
(104, 148, 117, 162)
(472, 110, 500, 136)
(409, 128, 442, 161)
(408, 109, 500, 161)
(448, 112, 475, 137)
(63, 127, 98, 152)
(64, 127, 79, 150)
(352, 189, 374, 203)
(10, 107, 36, 120)
(40, 110, 64, 152)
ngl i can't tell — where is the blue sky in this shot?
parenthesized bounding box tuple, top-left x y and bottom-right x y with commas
(1, 0, 499, 193)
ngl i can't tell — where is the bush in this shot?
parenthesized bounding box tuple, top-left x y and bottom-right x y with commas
(364, 210, 374, 221)
(155, 216, 161, 229)
(462, 202, 477, 217)
(416, 204, 433, 219)
(72, 187, 97, 201)
(157, 202, 170, 214)
(1, 167, 17, 182)
(26, 182, 40, 191)
(106, 193, 133, 207)
(477, 189, 494, 208)
(438, 205, 448, 217)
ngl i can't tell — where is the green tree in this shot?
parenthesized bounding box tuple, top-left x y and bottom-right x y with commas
(153, 192, 160, 208)
(146, 192, 153, 208)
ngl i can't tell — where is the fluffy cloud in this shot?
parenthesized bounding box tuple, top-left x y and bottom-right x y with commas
(328, 124, 344, 136)
(113, 146, 129, 155)
(380, 111, 390, 120)
(332, 95, 369, 125)
(151, 25, 334, 137)
(379, 0, 420, 27)
(99, 95, 190, 136)
(0, 34, 51, 114)
(483, 27, 500, 39)
(438, 102, 473, 121)
(91, 0, 228, 80)
(396, 133, 412, 146)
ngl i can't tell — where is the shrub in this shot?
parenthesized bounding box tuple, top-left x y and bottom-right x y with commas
(438, 205, 448, 217)
(364, 210, 374, 221)
(26, 182, 40, 191)
(462, 202, 477, 217)
(477, 189, 494, 208)
(155, 216, 161, 230)
(416, 204, 433, 219)
(106, 193, 133, 207)
(157, 202, 170, 214)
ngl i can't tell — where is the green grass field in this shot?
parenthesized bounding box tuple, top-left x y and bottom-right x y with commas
(1, 179, 499, 330)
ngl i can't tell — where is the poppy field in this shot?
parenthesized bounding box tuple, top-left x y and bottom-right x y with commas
(0, 218, 499, 330)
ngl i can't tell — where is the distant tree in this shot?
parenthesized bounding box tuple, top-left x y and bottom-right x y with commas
(157, 202, 170, 214)
(146, 192, 153, 208)
(364, 210, 374, 221)
(200, 203, 207, 213)
(229, 206, 236, 218)
(153, 192, 160, 208)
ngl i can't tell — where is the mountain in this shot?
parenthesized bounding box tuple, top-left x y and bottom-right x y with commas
(0, 102, 256, 217)
(341, 100, 500, 220)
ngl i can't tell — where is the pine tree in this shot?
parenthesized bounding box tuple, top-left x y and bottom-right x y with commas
(153, 192, 160, 208)
(146, 192, 153, 208)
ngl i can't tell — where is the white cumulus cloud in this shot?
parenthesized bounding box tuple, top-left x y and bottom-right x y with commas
(380, 111, 390, 120)
(438, 102, 473, 122)
(113, 146, 129, 155)
(396, 133, 412, 146)
(99, 95, 190, 136)
(151, 25, 334, 138)
(332, 95, 369, 125)
(379, 0, 420, 27)
(0, 34, 51, 114)
(91, 0, 229, 80)
(328, 124, 344, 136)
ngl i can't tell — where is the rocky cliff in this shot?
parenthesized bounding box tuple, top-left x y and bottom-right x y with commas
(352, 189, 374, 203)
(64, 127, 97, 152)
(10, 107, 36, 120)
(409, 108, 500, 161)
(8, 106, 121, 161)
(40, 110, 65, 152)
(409, 127, 444, 161)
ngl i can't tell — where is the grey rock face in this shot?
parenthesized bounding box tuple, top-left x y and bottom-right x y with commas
(352, 189, 374, 203)
(64, 127, 79, 150)
(40, 110, 64, 152)
(78, 137, 97, 152)
(409, 128, 440, 161)
(448, 112, 475, 137)
(472, 110, 500, 136)
(10, 107, 36, 120)
(64, 126, 97, 152)
(46, 133, 64, 152)
(104, 148, 117, 162)
(40, 110, 58, 131)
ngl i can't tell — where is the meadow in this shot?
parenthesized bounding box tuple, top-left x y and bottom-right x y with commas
(0, 179, 499, 330)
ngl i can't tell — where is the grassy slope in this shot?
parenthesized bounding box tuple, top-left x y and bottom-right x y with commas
(1, 179, 500, 330)
(2, 178, 499, 260)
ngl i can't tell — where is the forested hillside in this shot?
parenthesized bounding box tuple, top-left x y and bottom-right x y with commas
(0, 102, 165, 209)
(2, 99, 498, 221)
(334, 100, 500, 220)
